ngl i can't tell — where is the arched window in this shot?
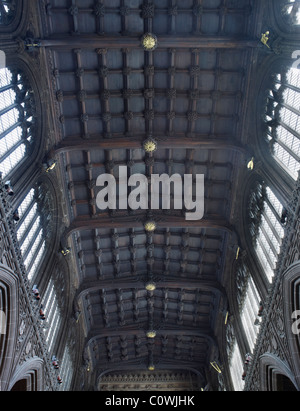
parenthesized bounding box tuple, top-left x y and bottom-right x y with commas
(281, 0, 300, 24)
(16, 189, 46, 281)
(226, 319, 245, 391)
(42, 279, 61, 354)
(249, 183, 285, 283)
(59, 345, 73, 391)
(0, 283, 8, 364)
(236, 265, 262, 353)
(264, 67, 300, 180)
(0, 1, 16, 26)
(0, 267, 18, 391)
(0, 67, 35, 179)
(230, 341, 245, 391)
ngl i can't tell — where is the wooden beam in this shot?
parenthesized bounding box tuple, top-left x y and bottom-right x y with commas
(52, 136, 246, 156)
(75, 277, 227, 305)
(87, 325, 217, 347)
(65, 214, 233, 238)
(41, 35, 259, 50)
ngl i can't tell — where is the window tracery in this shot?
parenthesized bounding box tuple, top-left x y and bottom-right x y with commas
(0, 1, 16, 26)
(0, 67, 35, 179)
(249, 184, 285, 283)
(281, 0, 300, 25)
(16, 184, 53, 282)
(264, 67, 300, 181)
(43, 279, 61, 354)
(240, 276, 261, 352)
(58, 346, 73, 391)
(236, 264, 262, 352)
(230, 341, 245, 391)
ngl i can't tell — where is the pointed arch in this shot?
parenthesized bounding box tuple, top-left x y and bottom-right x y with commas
(0, 264, 19, 391)
(271, 0, 300, 33)
(264, 67, 300, 181)
(0, 65, 37, 180)
(8, 357, 44, 391)
(0, 0, 25, 35)
(260, 354, 298, 391)
(282, 261, 300, 389)
(277, 0, 300, 26)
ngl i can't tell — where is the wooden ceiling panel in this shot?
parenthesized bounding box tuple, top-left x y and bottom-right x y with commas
(52, 44, 247, 142)
(88, 333, 210, 366)
(42, 0, 257, 384)
(46, 0, 253, 36)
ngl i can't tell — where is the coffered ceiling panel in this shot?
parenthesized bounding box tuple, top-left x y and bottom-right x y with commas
(46, 0, 253, 36)
(42, 0, 256, 387)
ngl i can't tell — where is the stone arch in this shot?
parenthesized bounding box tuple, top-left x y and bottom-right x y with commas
(282, 261, 300, 388)
(0, 264, 19, 391)
(260, 353, 299, 391)
(0, 0, 26, 37)
(8, 357, 44, 391)
(270, 0, 300, 34)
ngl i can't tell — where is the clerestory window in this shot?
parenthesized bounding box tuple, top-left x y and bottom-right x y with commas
(240, 276, 261, 352)
(230, 341, 245, 391)
(59, 346, 73, 391)
(0, 67, 35, 179)
(249, 184, 285, 283)
(265, 67, 300, 180)
(16, 189, 46, 281)
(42, 279, 62, 354)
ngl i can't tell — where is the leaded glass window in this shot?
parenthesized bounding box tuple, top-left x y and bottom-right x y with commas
(59, 346, 73, 391)
(16, 188, 47, 281)
(236, 265, 262, 352)
(43, 280, 62, 354)
(230, 341, 245, 391)
(249, 184, 285, 283)
(0, 67, 35, 178)
(265, 68, 300, 180)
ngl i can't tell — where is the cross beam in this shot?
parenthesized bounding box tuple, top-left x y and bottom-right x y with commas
(40, 35, 259, 50)
(65, 214, 233, 238)
(52, 136, 246, 156)
(75, 277, 227, 306)
(87, 325, 217, 348)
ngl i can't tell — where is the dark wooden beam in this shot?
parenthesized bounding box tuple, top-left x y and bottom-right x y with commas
(52, 136, 246, 156)
(75, 277, 227, 305)
(41, 35, 259, 50)
(65, 214, 233, 238)
(86, 325, 217, 348)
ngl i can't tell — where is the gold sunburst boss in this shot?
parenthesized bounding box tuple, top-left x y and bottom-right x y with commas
(142, 33, 158, 51)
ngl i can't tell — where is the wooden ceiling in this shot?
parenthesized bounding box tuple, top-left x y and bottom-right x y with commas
(42, 0, 258, 389)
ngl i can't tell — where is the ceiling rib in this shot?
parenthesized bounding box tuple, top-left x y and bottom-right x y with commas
(65, 215, 233, 238)
(52, 136, 246, 155)
(76, 278, 227, 302)
(41, 35, 259, 50)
